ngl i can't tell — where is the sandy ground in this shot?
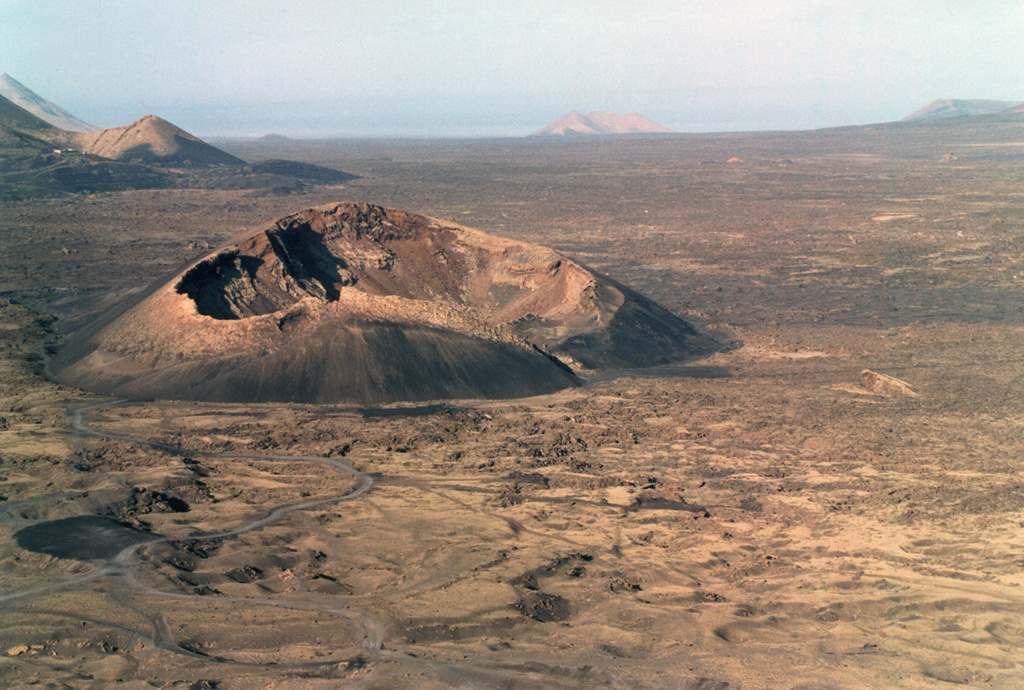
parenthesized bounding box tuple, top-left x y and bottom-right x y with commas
(2, 128, 1024, 688)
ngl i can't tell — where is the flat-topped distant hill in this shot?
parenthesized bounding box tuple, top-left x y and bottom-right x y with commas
(532, 110, 675, 136)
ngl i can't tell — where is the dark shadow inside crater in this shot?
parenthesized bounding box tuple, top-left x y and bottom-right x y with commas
(175, 250, 269, 320)
(265, 224, 355, 302)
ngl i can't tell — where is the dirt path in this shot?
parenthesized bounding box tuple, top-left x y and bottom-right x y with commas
(2, 400, 379, 657)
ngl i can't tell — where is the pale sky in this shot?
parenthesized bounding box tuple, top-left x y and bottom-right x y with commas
(2, 0, 1023, 137)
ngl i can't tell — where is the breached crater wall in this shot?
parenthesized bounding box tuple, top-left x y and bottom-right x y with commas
(51, 202, 722, 404)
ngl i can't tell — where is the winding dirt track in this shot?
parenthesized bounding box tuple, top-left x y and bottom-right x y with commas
(1, 400, 608, 688)
(1, 400, 382, 658)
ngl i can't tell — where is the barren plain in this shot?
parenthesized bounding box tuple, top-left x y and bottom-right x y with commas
(2, 122, 1024, 689)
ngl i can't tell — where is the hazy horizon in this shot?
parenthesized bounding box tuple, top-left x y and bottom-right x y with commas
(3, 0, 1023, 138)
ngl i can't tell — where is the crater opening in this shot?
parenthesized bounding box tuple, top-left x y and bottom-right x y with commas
(175, 250, 283, 319)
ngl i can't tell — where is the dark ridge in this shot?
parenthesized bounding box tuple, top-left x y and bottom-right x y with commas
(0, 93, 54, 131)
(251, 159, 358, 184)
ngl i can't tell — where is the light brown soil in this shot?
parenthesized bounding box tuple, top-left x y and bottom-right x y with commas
(2, 123, 1024, 689)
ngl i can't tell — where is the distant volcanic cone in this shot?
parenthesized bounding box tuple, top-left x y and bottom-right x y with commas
(51, 202, 721, 404)
(74, 114, 243, 167)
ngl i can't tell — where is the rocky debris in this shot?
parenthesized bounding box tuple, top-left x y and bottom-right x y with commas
(506, 471, 550, 487)
(171, 539, 221, 559)
(508, 553, 593, 622)
(862, 369, 919, 397)
(609, 576, 643, 593)
(630, 489, 710, 515)
(192, 586, 222, 597)
(513, 591, 571, 622)
(496, 484, 524, 507)
(187, 681, 221, 690)
(225, 565, 263, 583)
(164, 556, 196, 572)
(105, 486, 190, 525)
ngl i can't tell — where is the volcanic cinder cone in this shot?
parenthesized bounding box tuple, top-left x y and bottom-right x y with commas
(74, 114, 243, 166)
(51, 202, 722, 404)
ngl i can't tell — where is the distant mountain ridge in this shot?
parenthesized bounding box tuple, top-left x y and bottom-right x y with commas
(901, 99, 1024, 122)
(532, 110, 675, 136)
(0, 93, 54, 134)
(0, 73, 97, 132)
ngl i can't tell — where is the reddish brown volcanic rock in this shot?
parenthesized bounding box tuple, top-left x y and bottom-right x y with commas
(52, 202, 720, 403)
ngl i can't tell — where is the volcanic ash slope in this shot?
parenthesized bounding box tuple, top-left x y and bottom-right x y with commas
(52, 202, 721, 403)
